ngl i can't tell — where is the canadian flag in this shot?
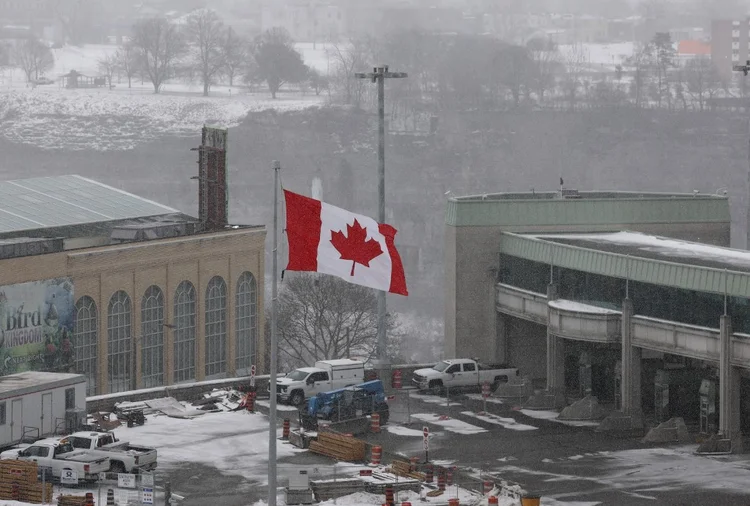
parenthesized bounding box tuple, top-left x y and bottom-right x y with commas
(284, 190, 408, 296)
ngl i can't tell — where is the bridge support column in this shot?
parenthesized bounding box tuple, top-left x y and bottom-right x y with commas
(546, 284, 565, 404)
(719, 315, 742, 452)
(620, 298, 642, 427)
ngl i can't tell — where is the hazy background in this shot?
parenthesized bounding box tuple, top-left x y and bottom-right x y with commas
(2, 0, 750, 361)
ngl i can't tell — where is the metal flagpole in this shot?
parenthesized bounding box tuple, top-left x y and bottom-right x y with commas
(354, 65, 407, 365)
(268, 160, 281, 506)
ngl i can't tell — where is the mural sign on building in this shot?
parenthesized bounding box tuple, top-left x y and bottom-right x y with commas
(0, 278, 75, 375)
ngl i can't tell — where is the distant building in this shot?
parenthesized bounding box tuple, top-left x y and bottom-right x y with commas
(676, 40, 711, 66)
(711, 18, 750, 80)
(261, 0, 344, 43)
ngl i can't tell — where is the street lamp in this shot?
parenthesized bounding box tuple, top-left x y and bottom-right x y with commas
(354, 65, 407, 367)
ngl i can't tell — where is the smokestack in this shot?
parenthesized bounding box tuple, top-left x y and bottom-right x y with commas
(196, 126, 229, 231)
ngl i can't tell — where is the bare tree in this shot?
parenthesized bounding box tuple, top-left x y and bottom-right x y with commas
(185, 9, 226, 96)
(97, 53, 117, 88)
(13, 39, 54, 82)
(308, 67, 328, 96)
(327, 38, 373, 106)
(626, 42, 652, 109)
(527, 38, 560, 103)
(561, 43, 588, 110)
(115, 43, 139, 88)
(493, 44, 535, 108)
(220, 27, 246, 87)
(130, 17, 185, 94)
(684, 57, 723, 110)
(276, 274, 397, 369)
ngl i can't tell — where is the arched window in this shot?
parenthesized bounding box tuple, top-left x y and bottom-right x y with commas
(74, 296, 98, 396)
(235, 272, 257, 376)
(173, 281, 196, 383)
(205, 276, 227, 378)
(107, 291, 132, 393)
(141, 286, 164, 388)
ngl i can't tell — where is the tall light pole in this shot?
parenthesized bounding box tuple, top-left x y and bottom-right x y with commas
(354, 65, 407, 366)
(733, 61, 750, 248)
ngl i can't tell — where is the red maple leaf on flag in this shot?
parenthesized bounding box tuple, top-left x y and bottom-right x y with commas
(330, 219, 383, 276)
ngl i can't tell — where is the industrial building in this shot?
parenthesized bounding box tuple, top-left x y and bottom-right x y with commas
(444, 189, 749, 450)
(0, 174, 265, 396)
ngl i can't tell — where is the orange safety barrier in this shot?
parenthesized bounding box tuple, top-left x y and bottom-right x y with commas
(483, 481, 493, 494)
(384, 487, 395, 506)
(371, 446, 383, 466)
(392, 370, 402, 389)
(282, 419, 290, 439)
(371, 413, 381, 433)
(488, 497, 499, 506)
(448, 499, 460, 506)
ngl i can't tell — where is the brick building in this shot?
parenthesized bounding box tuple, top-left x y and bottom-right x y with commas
(0, 175, 265, 396)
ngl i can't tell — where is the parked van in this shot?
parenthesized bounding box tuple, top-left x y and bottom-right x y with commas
(273, 359, 365, 405)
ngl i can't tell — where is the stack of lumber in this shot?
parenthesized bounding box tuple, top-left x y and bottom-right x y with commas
(388, 460, 426, 481)
(309, 432, 365, 461)
(0, 460, 53, 503)
(57, 496, 88, 506)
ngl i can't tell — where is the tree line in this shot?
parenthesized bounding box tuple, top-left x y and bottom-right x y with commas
(321, 30, 733, 114)
(104, 10, 313, 97)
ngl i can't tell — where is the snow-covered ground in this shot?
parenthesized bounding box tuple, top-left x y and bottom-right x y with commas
(111, 410, 301, 484)
(0, 43, 325, 151)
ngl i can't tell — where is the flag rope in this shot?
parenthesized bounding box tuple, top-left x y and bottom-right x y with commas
(279, 172, 287, 282)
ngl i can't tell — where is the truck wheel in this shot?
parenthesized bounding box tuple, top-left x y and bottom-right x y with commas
(428, 380, 443, 396)
(110, 461, 126, 474)
(378, 406, 390, 425)
(289, 390, 305, 406)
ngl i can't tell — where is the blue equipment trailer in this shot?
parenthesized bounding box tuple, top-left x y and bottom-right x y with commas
(300, 380, 390, 430)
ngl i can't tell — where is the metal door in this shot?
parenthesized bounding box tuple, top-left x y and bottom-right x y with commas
(10, 399, 23, 442)
(41, 393, 52, 435)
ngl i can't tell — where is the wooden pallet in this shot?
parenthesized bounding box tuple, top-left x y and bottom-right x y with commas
(388, 460, 426, 481)
(58, 495, 88, 506)
(0, 483, 54, 503)
(309, 432, 365, 461)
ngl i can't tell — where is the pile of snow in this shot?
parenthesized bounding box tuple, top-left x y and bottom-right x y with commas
(111, 410, 302, 484)
(0, 87, 322, 151)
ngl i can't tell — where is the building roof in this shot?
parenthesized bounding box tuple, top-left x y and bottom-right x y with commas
(446, 190, 729, 227)
(0, 175, 180, 235)
(531, 231, 750, 273)
(499, 231, 750, 299)
(0, 371, 86, 399)
(678, 40, 710, 56)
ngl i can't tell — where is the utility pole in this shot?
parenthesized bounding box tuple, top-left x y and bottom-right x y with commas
(733, 61, 750, 248)
(354, 65, 407, 367)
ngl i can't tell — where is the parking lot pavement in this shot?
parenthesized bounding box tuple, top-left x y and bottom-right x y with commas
(365, 390, 750, 505)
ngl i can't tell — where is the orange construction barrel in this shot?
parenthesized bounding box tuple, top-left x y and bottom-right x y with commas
(448, 499, 460, 506)
(488, 497, 499, 506)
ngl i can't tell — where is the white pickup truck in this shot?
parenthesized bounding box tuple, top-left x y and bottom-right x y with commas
(67, 431, 158, 474)
(274, 359, 365, 405)
(412, 359, 519, 393)
(0, 437, 110, 482)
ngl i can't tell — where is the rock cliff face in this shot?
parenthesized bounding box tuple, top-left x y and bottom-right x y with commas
(1, 106, 747, 320)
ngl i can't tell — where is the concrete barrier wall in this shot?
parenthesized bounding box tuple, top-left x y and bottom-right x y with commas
(86, 363, 438, 413)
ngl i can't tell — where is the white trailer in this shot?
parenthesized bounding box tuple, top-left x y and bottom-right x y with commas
(0, 372, 87, 449)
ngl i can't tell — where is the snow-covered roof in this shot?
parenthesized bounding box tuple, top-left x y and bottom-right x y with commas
(0, 175, 179, 235)
(530, 231, 750, 273)
(548, 299, 620, 314)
